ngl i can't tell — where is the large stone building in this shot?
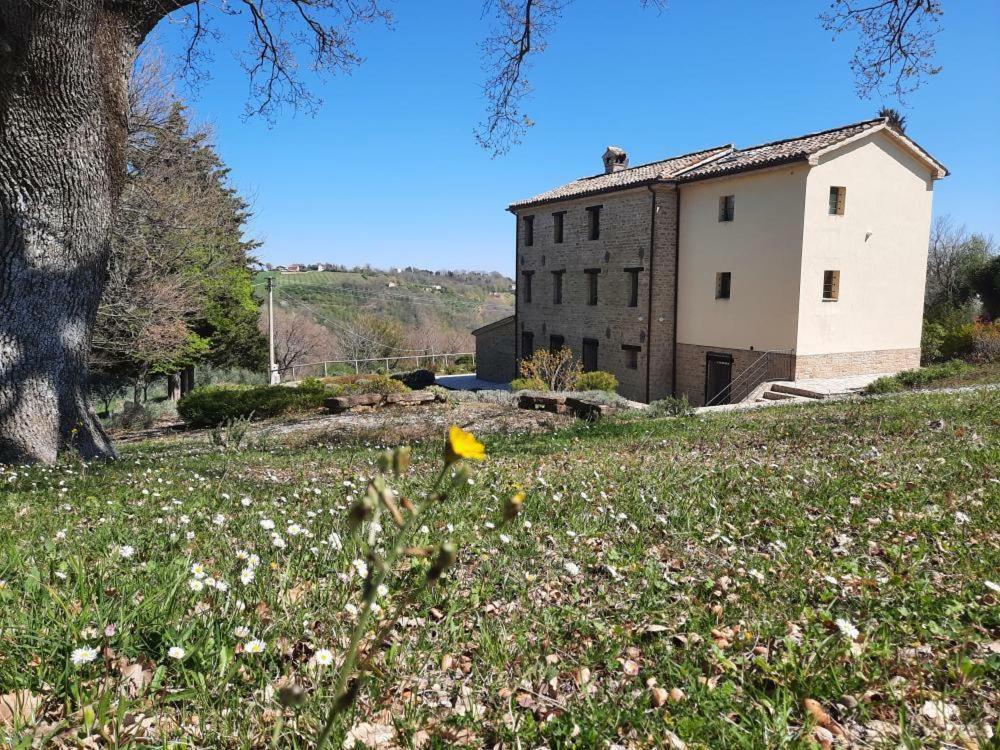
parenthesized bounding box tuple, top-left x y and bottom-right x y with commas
(494, 117, 947, 405)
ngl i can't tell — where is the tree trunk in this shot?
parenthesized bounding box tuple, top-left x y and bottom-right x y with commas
(167, 373, 181, 402)
(0, 3, 142, 464)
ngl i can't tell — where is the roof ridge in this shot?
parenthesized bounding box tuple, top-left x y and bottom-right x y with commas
(574, 143, 734, 182)
(729, 117, 886, 155)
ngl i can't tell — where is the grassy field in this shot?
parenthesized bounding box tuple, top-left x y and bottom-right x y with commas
(1, 389, 998, 748)
(257, 270, 514, 343)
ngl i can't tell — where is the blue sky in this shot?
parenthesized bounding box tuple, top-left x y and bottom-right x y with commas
(154, 1, 1000, 275)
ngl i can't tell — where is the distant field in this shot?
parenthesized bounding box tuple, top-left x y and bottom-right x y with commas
(2, 388, 997, 748)
(256, 269, 514, 341)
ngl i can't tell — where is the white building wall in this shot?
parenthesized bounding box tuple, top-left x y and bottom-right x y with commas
(676, 165, 808, 352)
(796, 131, 935, 356)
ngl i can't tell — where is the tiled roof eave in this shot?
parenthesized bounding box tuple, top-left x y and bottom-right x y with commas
(507, 177, 677, 212)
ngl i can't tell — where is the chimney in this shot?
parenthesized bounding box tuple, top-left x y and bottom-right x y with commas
(603, 146, 628, 174)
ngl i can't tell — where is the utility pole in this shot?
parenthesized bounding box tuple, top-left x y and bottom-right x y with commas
(267, 276, 280, 384)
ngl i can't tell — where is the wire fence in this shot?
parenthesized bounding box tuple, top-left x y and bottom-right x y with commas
(281, 352, 475, 381)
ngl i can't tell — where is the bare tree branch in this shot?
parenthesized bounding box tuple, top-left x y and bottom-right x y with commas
(821, 0, 943, 101)
(475, 0, 666, 156)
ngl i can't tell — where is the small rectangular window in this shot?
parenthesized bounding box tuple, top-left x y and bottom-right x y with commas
(523, 215, 534, 246)
(718, 195, 735, 222)
(522, 271, 533, 303)
(586, 205, 602, 240)
(715, 271, 731, 299)
(521, 331, 534, 358)
(622, 344, 640, 370)
(582, 339, 599, 372)
(829, 186, 846, 215)
(552, 270, 565, 304)
(552, 211, 565, 244)
(625, 267, 642, 307)
(823, 270, 840, 301)
(585, 268, 600, 305)
(549, 334, 565, 353)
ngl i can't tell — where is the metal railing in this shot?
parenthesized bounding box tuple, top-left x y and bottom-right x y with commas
(705, 349, 795, 407)
(281, 352, 475, 381)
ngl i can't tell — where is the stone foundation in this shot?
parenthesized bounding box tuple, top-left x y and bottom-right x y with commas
(793, 348, 920, 379)
(677, 344, 921, 406)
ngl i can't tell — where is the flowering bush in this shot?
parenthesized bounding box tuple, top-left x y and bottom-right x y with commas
(517, 347, 581, 391)
(970, 320, 1000, 363)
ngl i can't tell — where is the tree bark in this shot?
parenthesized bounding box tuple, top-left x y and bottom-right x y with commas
(0, 2, 142, 463)
(167, 373, 181, 402)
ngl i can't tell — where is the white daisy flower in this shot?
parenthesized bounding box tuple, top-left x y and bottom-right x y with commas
(260, 519, 275, 531)
(188, 578, 205, 592)
(271, 535, 286, 549)
(313, 649, 334, 667)
(835, 618, 860, 640)
(118, 545, 135, 559)
(233, 626, 251, 638)
(167, 646, 186, 660)
(244, 639, 266, 654)
(240, 568, 255, 585)
(71, 646, 98, 666)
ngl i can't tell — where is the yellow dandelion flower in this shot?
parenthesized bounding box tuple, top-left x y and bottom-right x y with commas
(445, 425, 485, 465)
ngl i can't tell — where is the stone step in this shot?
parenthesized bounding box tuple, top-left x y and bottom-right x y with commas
(762, 390, 795, 400)
(770, 383, 826, 400)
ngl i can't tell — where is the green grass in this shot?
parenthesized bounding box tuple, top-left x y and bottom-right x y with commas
(865, 359, 1000, 394)
(2, 389, 998, 748)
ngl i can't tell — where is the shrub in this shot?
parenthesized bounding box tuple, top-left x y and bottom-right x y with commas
(574, 370, 618, 393)
(970, 320, 1000, 363)
(649, 395, 694, 417)
(391, 369, 436, 390)
(107, 403, 157, 431)
(518, 347, 581, 391)
(940, 323, 975, 361)
(864, 359, 973, 395)
(511, 377, 548, 392)
(177, 384, 326, 427)
(349, 374, 409, 396)
(920, 320, 946, 365)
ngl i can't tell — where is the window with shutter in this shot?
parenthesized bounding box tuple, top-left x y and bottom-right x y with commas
(823, 270, 840, 300)
(828, 186, 846, 215)
(718, 195, 735, 222)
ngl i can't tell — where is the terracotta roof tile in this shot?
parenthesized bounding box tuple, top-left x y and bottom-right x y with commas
(507, 145, 733, 210)
(508, 117, 941, 210)
(676, 118, 885, 181)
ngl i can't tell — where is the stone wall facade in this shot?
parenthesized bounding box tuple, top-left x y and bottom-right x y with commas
(473, 316, 516, 383)
(793, 348, 919, 379)
(513, 186, 678, 402)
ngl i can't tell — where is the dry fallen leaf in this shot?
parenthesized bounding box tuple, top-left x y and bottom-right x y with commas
(650, 686, 668, 707)
(343, 721, 396, 748)
(0, 690, 42, 728)
(803, 698, 846, 738)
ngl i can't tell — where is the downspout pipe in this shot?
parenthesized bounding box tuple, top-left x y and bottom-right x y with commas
(645, 186, 657, 404)
(672, 187, 681, 397)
